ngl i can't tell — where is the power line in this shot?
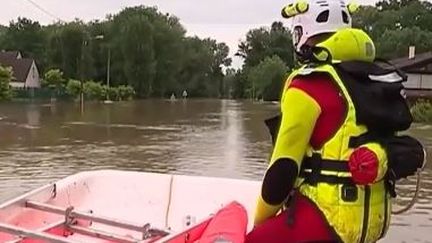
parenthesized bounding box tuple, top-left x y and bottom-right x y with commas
(21, 0, 65, 23)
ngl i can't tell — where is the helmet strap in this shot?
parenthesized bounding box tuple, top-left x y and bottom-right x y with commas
(296, 45, 332, 64)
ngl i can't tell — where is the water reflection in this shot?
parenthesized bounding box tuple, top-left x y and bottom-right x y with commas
(0, 100, 430, 242)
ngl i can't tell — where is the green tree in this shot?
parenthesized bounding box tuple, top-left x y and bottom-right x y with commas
(222, 68, 237, 99)
(0, 66, 13, 100)
(376, 27, 432, 59)
(0, 6, 234, 99)
(376, 0, 420, 11)
(0, 18, 45, 63)
(231, 70, 248, 99)
(113, 8, 156, 97)
(58, 22, 89, 80)
(353, 0, 432, 60)
(42, 69, 66, 94)
(178, 37, 215, 97)
(152, 14, 186, 97)
(248, 56, 288, 101)
(0, 25, 6, 38)
(237, 22, 294, 69)
(235, 22, 294, 100)
(86, 20, 111, 83)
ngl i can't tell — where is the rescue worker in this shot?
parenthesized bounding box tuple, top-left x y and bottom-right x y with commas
(245, 0, 425, 242)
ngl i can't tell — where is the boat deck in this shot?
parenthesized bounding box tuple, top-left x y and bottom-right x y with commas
(0, 170, 261, 242)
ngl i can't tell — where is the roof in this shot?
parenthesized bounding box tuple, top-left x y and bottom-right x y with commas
(0, 52, 34, 82)
(0, 51, 20, 60)
(389, 51, 432, 72)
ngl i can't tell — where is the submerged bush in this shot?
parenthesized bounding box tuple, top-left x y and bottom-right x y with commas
(105, 86, 118, 101)
(0, 65, 13, 101)
(84, 81, 105, 100)
(66, 79, 81, 98)
(65, 79, 135, 101)
(411, 99, 432, 123)
(117, 85, 135, 100)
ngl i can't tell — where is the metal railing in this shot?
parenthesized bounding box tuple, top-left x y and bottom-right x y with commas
(0, 201, 170, 243)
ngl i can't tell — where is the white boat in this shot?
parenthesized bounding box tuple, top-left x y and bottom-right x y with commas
(0, 170, 260, 243)
(0, 170, 425, 242)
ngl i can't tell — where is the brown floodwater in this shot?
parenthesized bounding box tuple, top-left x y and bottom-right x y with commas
(0, 99, 430, 242)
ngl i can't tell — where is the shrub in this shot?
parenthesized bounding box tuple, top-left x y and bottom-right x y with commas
(117, 85, 135, 100)
(0, 65, 13, 100)
(66, 79, 81, 98)
(411, 99, 432, 123)
(84, 81, 105, 100)
(42, 69, 66, 90)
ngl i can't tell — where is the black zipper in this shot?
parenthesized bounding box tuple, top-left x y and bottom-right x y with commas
(360, 185, 371, 243)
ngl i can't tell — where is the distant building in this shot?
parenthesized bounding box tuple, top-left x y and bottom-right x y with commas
(0, 51, 40, 89)
(389, 48, 432, 98)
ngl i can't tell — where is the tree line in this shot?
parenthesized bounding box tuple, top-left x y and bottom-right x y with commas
(0, 6, 231, 99)
(230, 0, 432, 101)
(0, 0, 430, 101)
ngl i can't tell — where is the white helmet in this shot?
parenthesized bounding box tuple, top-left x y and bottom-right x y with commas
(282, 0, 357, 53)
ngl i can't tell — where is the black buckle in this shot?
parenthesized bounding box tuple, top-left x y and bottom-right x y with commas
(308, 153, 322, 186)
(341, 184, 358, 202)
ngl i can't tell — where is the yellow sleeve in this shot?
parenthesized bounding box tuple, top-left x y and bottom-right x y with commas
(253, 87, 321, 226)
(360, 143, 388, 183)
(270, 88, 321, 166)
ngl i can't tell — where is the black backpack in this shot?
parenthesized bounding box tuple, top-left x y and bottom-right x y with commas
(334, 60, 413, 134)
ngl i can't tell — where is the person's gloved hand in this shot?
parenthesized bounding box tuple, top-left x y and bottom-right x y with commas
(348, 147, 379, 185)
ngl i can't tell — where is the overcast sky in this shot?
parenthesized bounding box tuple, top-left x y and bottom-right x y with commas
(0, 0, 378, 68)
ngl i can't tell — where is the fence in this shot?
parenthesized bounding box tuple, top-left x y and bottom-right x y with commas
(12, 88, 72, 100)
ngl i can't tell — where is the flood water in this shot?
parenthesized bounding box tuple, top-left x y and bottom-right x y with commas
(0, 99, 430, 242)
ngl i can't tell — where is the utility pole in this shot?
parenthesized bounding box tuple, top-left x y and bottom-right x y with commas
(106, 47, 111, 102)
(79, 34, 107, 111)
(80, 40, 85, 114)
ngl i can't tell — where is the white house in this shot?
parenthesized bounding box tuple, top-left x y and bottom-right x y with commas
(0, 51, 41, 89)
(390, 48, 432, 98)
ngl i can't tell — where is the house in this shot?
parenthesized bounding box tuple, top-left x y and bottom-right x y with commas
(389, 48, 432, 98)
(0, 51, 40, 89)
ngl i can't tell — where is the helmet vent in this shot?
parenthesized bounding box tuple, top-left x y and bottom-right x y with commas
(342, 11, 349, 23)
(316, 10, 330, 23)
(316, 0, 329, 6)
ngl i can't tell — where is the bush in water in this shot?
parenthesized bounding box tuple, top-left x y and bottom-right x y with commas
(0, 65, 13, 101)
(66, 79, 81, 99)
(42, 69, 66, 92)
(66, 79, 135, 101)
(117, 85, 135, 100)
(105, 86, 118, 101)
(84, 81, 105, 100)
(411, 99, 432, 123)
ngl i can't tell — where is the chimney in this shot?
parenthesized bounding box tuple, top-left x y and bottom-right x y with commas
(409, 46, 416, 59)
